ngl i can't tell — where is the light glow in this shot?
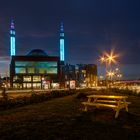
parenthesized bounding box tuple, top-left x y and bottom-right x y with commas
(105, 50, 119, 64)
(60, 22, 65, 62)
(100, 56, 106, 63)
(99, 50, 119, 65)
(10, 20, 16, 56)
(60, 39, 65, 61)
(106, 70, 115, 78)
(10, 36, 15, 56)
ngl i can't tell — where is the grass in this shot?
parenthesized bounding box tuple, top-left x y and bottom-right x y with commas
(0, 90, 140, 140)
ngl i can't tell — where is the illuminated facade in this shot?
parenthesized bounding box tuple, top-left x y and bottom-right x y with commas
(60, 22, 65, 63)
(60, 64, 97, 88)
(75, 64, 97, 87)
(8, 22, 98, 89)
(10, 49, 60, 89)
(10, 20, 16, 56)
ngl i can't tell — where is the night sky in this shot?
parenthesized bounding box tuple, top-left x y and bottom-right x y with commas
(0, 0, 140, 79)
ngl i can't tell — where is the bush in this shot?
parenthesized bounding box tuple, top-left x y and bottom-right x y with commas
(76, 92, 87, 100)
(0, 89, 76, 111)
(1, 88, 8, 101)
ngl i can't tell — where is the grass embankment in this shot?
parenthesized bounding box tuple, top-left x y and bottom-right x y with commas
(0, 89, 140, 140)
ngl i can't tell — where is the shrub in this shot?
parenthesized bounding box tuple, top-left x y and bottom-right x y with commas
(0, 89, 76, 111)
(76, 92, 87, 100)
(1, 88, 8, 101)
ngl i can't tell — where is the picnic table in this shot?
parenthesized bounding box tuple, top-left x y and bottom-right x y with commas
(82, 95, 131, 118)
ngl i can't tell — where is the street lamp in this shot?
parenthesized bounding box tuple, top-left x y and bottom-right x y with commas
(99, 50, 119, 87)
(100, 56, 106, 63)
(107, 70, 115, 80)
(100, 51, 118, 66)
(105, 50, 119, 65)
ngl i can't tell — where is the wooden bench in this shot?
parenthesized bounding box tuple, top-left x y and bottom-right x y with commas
(82, 95, 131, 118)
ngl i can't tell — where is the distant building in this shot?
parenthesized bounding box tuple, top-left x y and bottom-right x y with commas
(76, 64, 97, 87)
(60, 63, 97, 88)
(60, 64, 76, 88)
(10, 49, 60, 89)
(8, 21, 98, 89)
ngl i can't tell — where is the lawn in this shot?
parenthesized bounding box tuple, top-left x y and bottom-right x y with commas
(0, 90, 140, 140)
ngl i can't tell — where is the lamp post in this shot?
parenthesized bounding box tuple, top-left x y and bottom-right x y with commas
(99, 50, 119, 87)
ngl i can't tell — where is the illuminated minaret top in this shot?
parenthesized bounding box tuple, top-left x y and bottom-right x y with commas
(60, 22, 65, 63)
(10, 20, 16, 56)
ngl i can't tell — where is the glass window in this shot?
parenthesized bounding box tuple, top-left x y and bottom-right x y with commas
(47, 68, 57, 74)
(33, 83, 41, 88)
(13, 83, 18, 88)
(15, 61, 58, 74)
(27, 83, 31, 88)
(33, 76, 41, 82)
(15, 62, 26, 66)
(13, 76, 18, 82)
(39, 68, 47, 74)
(13, 83, 22, 89)
(15, 68, 26, 74)
(28, 67, 35, 73)
(23, 83, 26, 88)
(23, 76, 31, 82)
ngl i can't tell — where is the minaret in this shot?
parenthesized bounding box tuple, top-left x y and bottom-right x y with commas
(10, 20, 16, 56)
(60, 22, 65, 64)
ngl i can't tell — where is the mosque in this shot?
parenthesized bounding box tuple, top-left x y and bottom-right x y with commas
(9, 20, 97, 89)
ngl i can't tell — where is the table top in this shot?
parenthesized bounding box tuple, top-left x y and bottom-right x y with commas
(87, 95, 128, 99)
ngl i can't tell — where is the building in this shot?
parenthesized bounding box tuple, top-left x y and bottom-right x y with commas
(9, 21, 98, 89)
(84, 64, 97, 87)
(60, 63, 76, 88)
(76, 64, 97, 87)
(60, 63, 97, 88)
(10, 49, 60, 89)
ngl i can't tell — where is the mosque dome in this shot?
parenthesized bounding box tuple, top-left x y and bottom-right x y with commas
(27, 49, 48, 56)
